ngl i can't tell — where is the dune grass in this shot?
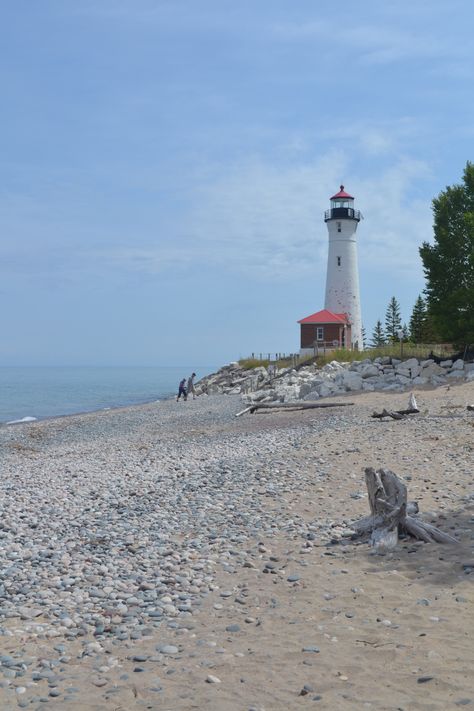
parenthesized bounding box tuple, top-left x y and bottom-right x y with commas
(240, 343, 452, 371)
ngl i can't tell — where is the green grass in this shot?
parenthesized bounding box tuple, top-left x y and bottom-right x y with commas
(315, 343, 452, 366)
(239, 358, 271, 369)
(239, 343, 453, 371)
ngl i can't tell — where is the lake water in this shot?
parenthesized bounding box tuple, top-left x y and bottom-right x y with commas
(0, 366, 217, 424)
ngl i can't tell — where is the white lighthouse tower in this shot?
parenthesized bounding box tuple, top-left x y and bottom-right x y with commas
(324, 185, 362, 349)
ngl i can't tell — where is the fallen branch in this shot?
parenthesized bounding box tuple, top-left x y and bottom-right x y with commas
(351, 467, 457, 550)
(235, 401, 354, 417)
(371, 407, 419, 420)
(371, 394, 420, 420)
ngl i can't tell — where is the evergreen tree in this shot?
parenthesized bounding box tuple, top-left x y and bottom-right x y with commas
(361, 325, 367, 349)
(402, 323, 410, 342)
(409, 295, 427, 343)
(370, 320, 386, 347)
(422, 312, 441, 343)
(420, 162, 474, 346)
(385, 296, 402, 342)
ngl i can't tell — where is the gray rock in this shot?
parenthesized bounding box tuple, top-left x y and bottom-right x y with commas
(157, 645, 179, 655)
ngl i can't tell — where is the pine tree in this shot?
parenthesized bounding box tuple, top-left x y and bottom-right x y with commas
(420, 161, 474, 346)
(385, 297, 402, 342)
(409, 295, 427, 343)
(422, 312, 441, 343)
(370, 320, 386, 347)
(361, 325, 367, 349)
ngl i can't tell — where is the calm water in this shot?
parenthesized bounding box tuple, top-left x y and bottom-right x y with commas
(0, 366, 217, 424)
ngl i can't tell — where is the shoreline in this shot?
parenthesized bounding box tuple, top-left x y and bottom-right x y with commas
(1, 395, 165, 428)
(1, 384, 473, 709)
(0, 364, 218, 426)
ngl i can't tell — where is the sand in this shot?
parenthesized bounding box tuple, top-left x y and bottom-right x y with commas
(0, 384, 473, 710)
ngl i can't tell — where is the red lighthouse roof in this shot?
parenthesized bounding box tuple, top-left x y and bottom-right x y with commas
(330, 184, 354, 200)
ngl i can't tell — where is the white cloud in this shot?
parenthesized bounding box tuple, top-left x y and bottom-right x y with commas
(319, 117, 420, 158)
(271, 15, 466, 67)
(98, 151, 432, 289)
(356, 160, 433, 281)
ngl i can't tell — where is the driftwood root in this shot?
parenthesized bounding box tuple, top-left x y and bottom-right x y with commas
(351, 467, 457, 550)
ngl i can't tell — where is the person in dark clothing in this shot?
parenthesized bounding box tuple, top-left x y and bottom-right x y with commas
(176, 378, 187, 401)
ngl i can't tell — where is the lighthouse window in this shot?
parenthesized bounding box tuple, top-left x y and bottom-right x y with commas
(316, 327, 324, 341)
(337, 256, 341, 266)
(337, 222, 341, 232)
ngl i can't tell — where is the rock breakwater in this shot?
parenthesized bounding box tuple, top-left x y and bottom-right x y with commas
(198, 355, 474, 403)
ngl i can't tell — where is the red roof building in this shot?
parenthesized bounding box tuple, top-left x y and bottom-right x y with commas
(298, 309, 351, 351)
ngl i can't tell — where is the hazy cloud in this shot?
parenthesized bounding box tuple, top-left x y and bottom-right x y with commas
(271, 15, 465, 67)
(95, 151, 432, 287)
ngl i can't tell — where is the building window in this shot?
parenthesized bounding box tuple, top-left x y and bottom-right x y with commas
(337, 222, 341, 232)
(316, 327, 324, 341)
(337, 256, 341, 266)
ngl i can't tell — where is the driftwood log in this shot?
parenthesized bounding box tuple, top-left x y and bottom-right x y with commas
(371, 407, 419, 420)
(235, 401, 354, 417)
(352, 467, 457, 550)
(371, 394, 420, 421)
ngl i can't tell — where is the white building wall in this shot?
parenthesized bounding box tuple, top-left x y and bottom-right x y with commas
(324, 217, 362, 348)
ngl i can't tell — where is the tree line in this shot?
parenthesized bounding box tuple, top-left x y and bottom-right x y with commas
(367, 295, 436, 348)
(368, 161, 474, 349)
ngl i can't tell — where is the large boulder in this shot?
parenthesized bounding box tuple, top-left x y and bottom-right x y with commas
(394, 373, 411, 386)
(363, 375, 387, 389)
(412, 375, 429, 385)
(359, 363, 381, 378)
(298, 382, 314, 398)
(446, 370, 464, 379)
(316, 382, 339, 397)
(395, 357, 421, 379)
(341, 370, 363, 392)
(281, 384, 303, 401)
(421, 362, 445, 379)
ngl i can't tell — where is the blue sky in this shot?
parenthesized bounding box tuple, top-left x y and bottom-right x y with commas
(1, 0, 473, 366)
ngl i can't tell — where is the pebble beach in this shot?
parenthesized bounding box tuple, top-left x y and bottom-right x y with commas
(1, 385, 474, 710)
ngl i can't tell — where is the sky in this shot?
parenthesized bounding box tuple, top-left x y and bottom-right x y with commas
(1, 0, 473, 366)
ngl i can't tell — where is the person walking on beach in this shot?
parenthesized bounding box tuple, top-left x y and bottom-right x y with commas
(187, 372, 197, 400)
(177, 378, 187, 401)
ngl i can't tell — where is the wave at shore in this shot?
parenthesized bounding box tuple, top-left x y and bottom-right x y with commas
(0, 365, 216, 424)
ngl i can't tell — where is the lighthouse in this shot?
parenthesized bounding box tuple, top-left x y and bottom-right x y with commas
(323, 185, 362, 349)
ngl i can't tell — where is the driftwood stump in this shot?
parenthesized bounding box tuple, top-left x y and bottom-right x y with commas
(352, 467, 457, 550)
